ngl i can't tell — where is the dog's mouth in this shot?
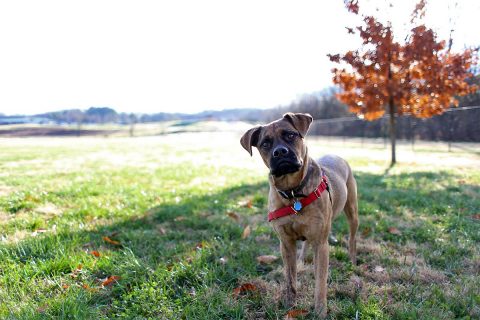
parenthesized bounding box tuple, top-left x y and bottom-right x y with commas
(270, 159, 301, 177)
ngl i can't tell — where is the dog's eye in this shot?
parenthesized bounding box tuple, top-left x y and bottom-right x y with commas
(285, 133, 296, 141)
(261, 141, 271, 149)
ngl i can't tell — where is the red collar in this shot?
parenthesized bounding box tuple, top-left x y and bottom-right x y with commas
(268, 175, 329, 222)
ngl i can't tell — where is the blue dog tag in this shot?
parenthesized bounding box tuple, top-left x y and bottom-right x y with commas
(293, 201, 302, 211)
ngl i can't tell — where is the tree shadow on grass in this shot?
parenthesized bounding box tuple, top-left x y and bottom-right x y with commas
(334, 170, 479, 274)
(3, 171, 479, 319)
(355, 170, 479, 220)
(327, 170, 480, 319)
(2, 181, 274, 319)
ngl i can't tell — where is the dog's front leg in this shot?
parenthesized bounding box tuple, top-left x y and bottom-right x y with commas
(313, 241, 329, 318)
(280, 238, 297, 307)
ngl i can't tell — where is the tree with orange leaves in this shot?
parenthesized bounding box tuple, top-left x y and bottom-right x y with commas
(328, 0, 478, 165)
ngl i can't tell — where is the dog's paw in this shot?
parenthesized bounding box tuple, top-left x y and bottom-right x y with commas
(315, 304, 328, 319)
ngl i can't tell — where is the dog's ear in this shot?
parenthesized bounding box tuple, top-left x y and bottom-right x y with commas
(240, 126, 262, 156)
(283, 113, 313, 138)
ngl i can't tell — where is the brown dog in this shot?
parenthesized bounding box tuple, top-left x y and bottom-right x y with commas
(240, 113, 358, 317)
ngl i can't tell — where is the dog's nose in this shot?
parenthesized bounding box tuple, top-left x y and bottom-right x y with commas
(272, 146, 289, 158)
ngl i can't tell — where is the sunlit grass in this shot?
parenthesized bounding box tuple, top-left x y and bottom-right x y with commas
(0, 133, 479, 319)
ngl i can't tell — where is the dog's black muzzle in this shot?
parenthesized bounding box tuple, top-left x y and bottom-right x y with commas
(269, 145, 301, 177)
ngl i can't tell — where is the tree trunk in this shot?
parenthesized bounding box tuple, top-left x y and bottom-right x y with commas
(388, 100, 396, 166)
(386, 30, 396, 166)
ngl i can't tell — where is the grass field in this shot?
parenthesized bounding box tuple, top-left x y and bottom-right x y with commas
(0, 132, 479, 319)
(0, 121, 250, 138)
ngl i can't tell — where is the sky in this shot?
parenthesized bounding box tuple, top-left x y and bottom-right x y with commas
(0, 0, 478, 116)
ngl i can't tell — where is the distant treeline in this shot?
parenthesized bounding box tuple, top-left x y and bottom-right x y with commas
(4, 83, 478, 142)
(252, 86, 480, 142)
(37, 107, 266, 124)
(39, 107, 136, 124)
(308, 108, 480, 142)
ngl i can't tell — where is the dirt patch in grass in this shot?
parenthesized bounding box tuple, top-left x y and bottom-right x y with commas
(0, 185, 15, 197)
(242, 234, 472, 318)
(2, 229, 29, 243)
(34, 203, 62, 217)
(0, 210, 12, 223)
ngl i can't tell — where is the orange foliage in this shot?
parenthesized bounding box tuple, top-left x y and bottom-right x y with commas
(91, 250, 101, 257)
(329, 1, 478, 120)
(101, 275, 121, 287)
(344, 0, 359, 15)
(285, 309, 309, 319)
(102, 236, 121, 246)
(232, 283, 258, 298)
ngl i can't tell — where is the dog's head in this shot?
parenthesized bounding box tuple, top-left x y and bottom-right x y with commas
(240, 113, 313, 177)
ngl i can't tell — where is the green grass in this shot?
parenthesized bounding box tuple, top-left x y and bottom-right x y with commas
(0, 133, 479, 319)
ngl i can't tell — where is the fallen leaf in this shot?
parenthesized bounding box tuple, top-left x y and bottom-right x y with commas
(241, 225, 251, 239)
(82, 283, 99, 292)
(374, 265, 385, 272)
(238, 199, 253, 208)
(285, 309, 308, 319)
(198, 211, 211, 218)
(156, 226, 167, 235)
(472, 214, 480, 220)
(174, 216, 186, 221)
(349, 275, 363, 289)
(101, 275, 121, 287)
(256, 255, 278, 264)
(91, 251, 101, 257)
(232, 283, 257, 298)
(62, 284, 69, 289)
(227, 212, 240, 222)
(70, 264, 83, 278)
(361, 227, 371, 237)
(25, 195, 36, 202)
(388, 227, 402, 235)
(102, 236, 121, 246)
(36, 304, 48, 313)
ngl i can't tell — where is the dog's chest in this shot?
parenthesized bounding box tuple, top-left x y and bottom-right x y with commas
(275, 220, 309, 240)
(272, 205, 327, 241)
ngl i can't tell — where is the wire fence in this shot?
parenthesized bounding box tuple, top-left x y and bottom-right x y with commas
(309, 105, 480, 153)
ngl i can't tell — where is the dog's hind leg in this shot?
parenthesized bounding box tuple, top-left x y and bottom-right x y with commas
(298, 241, 308, 263)
(313, 241, 329, 318)
(344, 172, 359, 265)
